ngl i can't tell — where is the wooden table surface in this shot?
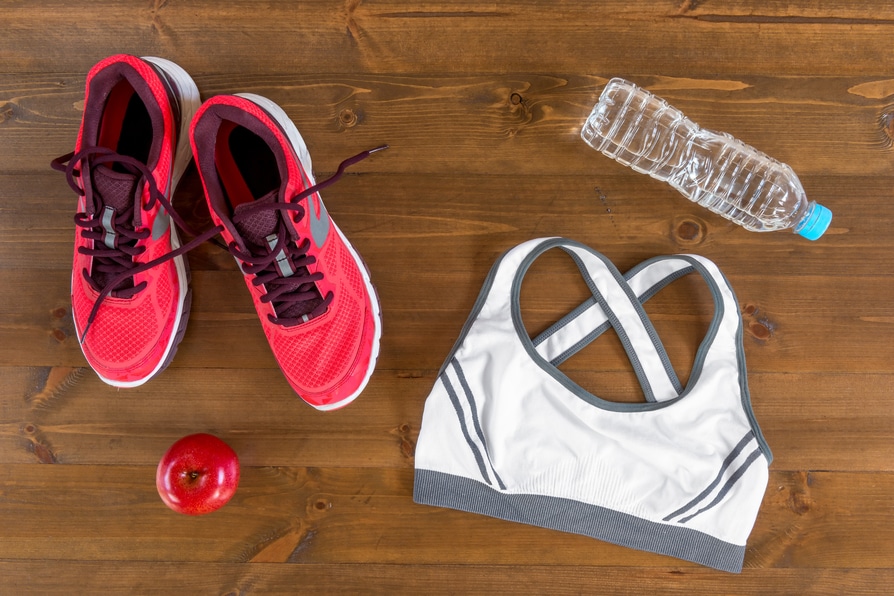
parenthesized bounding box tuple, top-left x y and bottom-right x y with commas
(2, 1, 893, 593)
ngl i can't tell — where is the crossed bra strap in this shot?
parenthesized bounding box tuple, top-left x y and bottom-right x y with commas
(507, 239, 743, 404)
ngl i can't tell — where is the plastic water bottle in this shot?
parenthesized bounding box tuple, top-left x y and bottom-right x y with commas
(581, 78, 832, 240)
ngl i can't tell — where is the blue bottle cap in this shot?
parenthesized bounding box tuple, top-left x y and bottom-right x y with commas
(797, 203, 832, 241)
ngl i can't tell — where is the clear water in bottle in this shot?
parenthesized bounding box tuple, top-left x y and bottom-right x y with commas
(581, 78, 832, 240)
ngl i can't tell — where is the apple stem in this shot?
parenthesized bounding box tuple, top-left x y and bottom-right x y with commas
(190, 471, 199, 480)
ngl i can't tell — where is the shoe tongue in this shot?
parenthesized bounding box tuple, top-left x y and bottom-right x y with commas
(92, 164, 139, 213)
(232, 190, 280, 250)
(88, 165, 140, 291)
(232, 191, 323, 322)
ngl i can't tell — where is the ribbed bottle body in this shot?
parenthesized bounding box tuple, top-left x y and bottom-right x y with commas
(582, 79, 828, 237)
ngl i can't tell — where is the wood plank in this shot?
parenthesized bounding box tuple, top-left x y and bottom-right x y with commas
(0, 465, 890, 570)
(4, 73, 893, 176)
(1, 264, 890, 374)
(0, 562, 890, 595)
(2, 171, 890, 272)
(3, 1, 894, 77)
(0, 367, 425, 468)
(0, 366, 891, 472)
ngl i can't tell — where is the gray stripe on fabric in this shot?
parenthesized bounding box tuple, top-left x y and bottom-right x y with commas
(562, 249, 660, 403)
(413, 468, 747, 573)
(266, 234, 294, 277)
(444, 236, 774, 469)
(550, 320, 613, 367)
(545, 265, 697, 367)
(572, 250, 686, 396)
(509, 240, 697, 412)
(101, 206, 117, 248)
(719, 265, 773, 464)
(634, 265, 697, 303)
(678, 448, 763, 524)
(663, 431, 756, 522)
(532, 297, 598, 347)
(439, 373, 493, 486)
(627, 256, 727, 402)
(451, 360, 506, 490)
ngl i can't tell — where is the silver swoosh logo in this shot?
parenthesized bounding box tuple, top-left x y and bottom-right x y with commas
(308, 193, 330, 248)
(151, 171, 174, 241)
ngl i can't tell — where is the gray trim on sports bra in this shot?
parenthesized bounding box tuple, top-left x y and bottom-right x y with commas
(437, 238, 771, 461)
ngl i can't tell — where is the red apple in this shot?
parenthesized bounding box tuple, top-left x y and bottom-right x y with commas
(156, 433, 240, 515)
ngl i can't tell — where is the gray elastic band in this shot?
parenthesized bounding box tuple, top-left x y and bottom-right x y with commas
(414, 469, 747, 573)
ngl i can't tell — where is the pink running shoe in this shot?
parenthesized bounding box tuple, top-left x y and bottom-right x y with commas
(190, 94, 384, 410)
(52, 55, 200, 387)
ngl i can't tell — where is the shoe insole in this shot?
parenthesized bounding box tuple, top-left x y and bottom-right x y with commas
(216, 123, 280, 212)
(99, 80, 153, 172)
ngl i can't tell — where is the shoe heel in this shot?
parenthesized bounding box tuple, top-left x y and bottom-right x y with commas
(143, 56, 201, 190)
(140, 56, 199, 384)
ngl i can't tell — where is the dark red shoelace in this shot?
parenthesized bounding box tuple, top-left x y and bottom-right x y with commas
(52, 145, 387, 342)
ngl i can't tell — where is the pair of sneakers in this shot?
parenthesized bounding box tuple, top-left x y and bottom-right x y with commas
(52, 54, 384, 411)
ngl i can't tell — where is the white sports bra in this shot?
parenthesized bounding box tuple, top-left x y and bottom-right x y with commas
(413, 238, 772, 573)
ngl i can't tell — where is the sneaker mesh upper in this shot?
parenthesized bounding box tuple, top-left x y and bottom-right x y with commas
(271, 239, 367, 392)
(73, 233, 177, 367)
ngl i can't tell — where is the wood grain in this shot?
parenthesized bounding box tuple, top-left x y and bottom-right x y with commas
(4, 1, 894, 77)
(0, 562, 890, 595)
(5, 74, 893, 175)
(5, 171, 893, 273)
(1, 365, 891, 471)
(0, 465, 890, 570)
(2, 0, 893, 592)
(1, 268, 891, 373)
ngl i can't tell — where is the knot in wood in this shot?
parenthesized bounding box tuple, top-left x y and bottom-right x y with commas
(881, 111, 894, 148)
(748, 321, 772, 340)
(338, 108, 359, 128)
(672, 215, 706, 245)
(0, 103, 14, 124)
